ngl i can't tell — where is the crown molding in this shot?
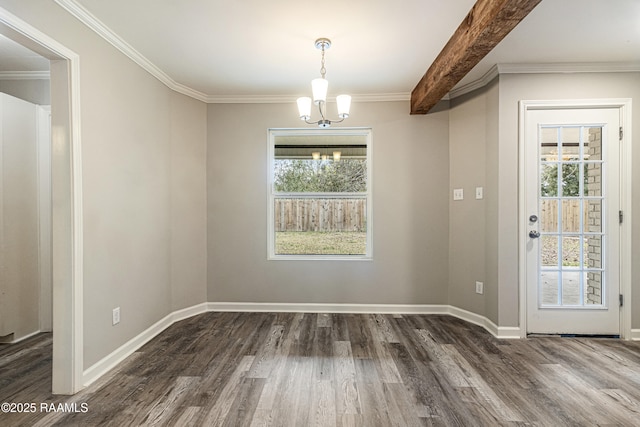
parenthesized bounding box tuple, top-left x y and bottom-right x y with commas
(204, 92, 411, 104)
(353, 92, 410, 102)
(0, 70, 50, 80)
(204, 94, 296, 104)
(497, 61, 640, 75)
(448, 65, 500, 99)
(54, 0, 209, 103)
(447, 62, 640, 100)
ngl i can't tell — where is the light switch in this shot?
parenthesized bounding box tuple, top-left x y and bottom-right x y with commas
(453, 188, 464, 201)
(476, 187, 483, 199)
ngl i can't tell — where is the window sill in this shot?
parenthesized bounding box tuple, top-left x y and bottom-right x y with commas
(268, 254, 372, 261)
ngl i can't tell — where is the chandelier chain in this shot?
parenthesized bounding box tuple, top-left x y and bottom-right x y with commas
(320, 45, 326, 79)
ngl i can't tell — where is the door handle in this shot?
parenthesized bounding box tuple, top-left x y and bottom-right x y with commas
(529, 230, 540, 239)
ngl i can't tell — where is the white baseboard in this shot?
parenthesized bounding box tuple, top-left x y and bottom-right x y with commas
(494, 326, 523, 339)
(81, 301, 520, 388)
(82, 303, 208, 387)
(631, 329, 640, 341)
(0, 329, 43, 344)
(171, 302, 211, 323)
(448, 306, 522, 339)
(206, 302, 449, 315)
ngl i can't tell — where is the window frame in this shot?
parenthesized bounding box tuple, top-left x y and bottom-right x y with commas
(267, 127, 373, 261)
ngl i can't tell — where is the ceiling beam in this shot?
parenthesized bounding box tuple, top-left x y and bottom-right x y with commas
(410, 0, 541, 114)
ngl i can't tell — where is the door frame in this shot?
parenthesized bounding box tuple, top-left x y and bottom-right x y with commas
(0, 8, 84, 393)
(518, 99, 632, 339)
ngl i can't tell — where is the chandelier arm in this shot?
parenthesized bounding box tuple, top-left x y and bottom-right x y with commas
(303, 116, 344, 127)
(318, 101, 327, 120)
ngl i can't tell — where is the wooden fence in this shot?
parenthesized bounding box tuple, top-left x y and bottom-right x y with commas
(540, 199, 595, 232)
(274, 198, 366, 232)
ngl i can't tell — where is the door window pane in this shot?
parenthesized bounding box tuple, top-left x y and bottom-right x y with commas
(540, 163, 559, 197)
(586, 271, 603, 305)
(585, 235, 602, 269)
(561, 163, 580, 197)
(561, 199, 581, 233)
(561, 127, 580, 161)
(584, 126, 602, 161)
(540, 271, 559, 305)
(541, 235, 558, 267)
(561, 236, 581, 267)
(585, 162, 602, 196)
(540, 127, 559, 161)
(540, 199, 558, 232)
(561, 271, 581, 305)
(585, 199, 602, 232)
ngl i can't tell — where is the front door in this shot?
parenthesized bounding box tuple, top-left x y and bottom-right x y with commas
(525, 107, 620, 335)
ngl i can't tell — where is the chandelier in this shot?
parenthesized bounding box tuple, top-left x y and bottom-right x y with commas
(296, 38, 351, 128)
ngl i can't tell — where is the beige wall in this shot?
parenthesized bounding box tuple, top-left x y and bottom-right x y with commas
(448, 89, 487, 315)
(76, 29, 208, 367)
(170, 91, 208, 311)
(0, 93, 40, 341)
(484, 80, 500, 324)
(207, 101, 450, 305)
(448, 80, 500, 324)
(0, 0, 208, 367)
(447, 79, 501, 324)
(0, 79, 50, 105)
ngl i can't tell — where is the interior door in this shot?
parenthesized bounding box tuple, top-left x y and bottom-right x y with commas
(525, 108, 620, 335)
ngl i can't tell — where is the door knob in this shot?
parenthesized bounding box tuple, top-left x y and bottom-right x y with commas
(529, 230, 540, 238)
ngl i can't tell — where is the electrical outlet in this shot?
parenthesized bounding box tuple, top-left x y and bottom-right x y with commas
(453, 188, 464, 201)
(112, 307, 120, 325)
(475, 281, 484, 294)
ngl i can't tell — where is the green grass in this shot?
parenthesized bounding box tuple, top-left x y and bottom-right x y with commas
(276, 231, 366, 255)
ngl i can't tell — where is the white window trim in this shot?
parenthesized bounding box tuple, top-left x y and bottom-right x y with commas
(268, 128, 373, 261)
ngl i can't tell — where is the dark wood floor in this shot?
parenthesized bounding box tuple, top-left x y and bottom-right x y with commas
(2, 312, 640, 426)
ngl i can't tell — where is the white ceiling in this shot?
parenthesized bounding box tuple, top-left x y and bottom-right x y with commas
(2, 0, 639, 101)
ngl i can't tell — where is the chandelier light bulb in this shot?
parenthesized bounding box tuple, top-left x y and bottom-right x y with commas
(336, 94, 351, 119)
(297, 97, 312, 120)
(312, 78, 328, 104)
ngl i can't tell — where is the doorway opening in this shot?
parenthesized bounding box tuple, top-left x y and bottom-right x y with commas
(0, 8, 83, 394)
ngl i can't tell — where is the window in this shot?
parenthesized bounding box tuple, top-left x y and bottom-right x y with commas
(268, 128, 372, 260)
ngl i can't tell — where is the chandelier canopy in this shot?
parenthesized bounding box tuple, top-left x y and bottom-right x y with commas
(297, 38, 351, 128)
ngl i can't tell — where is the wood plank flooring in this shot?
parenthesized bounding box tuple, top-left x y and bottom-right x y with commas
(2, 312, 640, 426)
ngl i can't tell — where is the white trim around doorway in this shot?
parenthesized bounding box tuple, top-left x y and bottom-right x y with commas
(518, 99, 633, 339)
(0, 7, 84, 394)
